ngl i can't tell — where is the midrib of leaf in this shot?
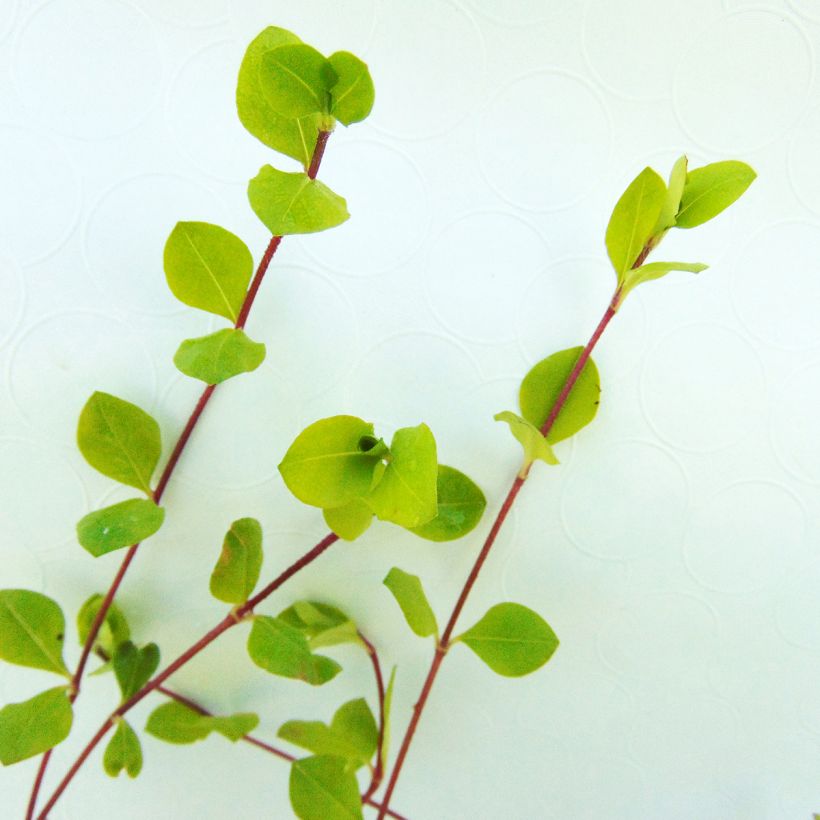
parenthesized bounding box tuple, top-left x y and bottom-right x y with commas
(270, 57, 323, 109)
(97, 402, 151, 495)
(622, 175, 651, 273)
(287, 450, 372, 466)
(466, 634, 551, 646)
(297, 764, 360, 818)
(227, 526, 254, 599)
(332, 70, 364, 109)
(3, 599, 64, 674)
(278, 176, 311, 228)
(677, 177, 739, 222)
(385, 461, 427, 509)
(181, 227, 237, 322)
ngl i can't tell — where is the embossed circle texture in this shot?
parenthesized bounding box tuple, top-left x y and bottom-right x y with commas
(137, 0, 228, 27)
(776, 563, 820, 655)
(771, 362, 820, 485)
(0, 252, 24, 350)
(788, 107, 820, 217)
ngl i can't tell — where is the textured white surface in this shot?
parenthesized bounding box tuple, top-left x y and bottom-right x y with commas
(1, 1, 819, 818)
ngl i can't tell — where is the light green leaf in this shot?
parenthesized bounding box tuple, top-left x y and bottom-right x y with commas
(675, 160, 756, 228)
(0, 687, 73, 765)
(519, 347, 601, 444)
(210, 517, 263, 605)
(381, 666, 396, 772)
(77, 594, 130, 660)
(77, 392, 162, 494)
(103, 719, 142, 778)
(279, 416, 384, 509)
(654, 154, 688, 233)
(328, 51, 375, 125)
(145, 701, 258, 745)
(494, 411, 559, 475)
(366, 423, 438, 528)
(618, 260, 708, 304)
(606, 166, 667, 276)
(290, 755, 363, 820)
(164, 222, 253, 322)
(323, 500, 373, 542)
(247, 616, 341, 686)
(259, 43, 337, 119)
(456, 602, 559, 678)
(277, 601, 360, 650)
(383, 568, 438, 639)
(174, 329, 265, 385)
(278, 698, 377, 770)
(407, 465, 486, 542)
(248, 165, 349, 236)
(236, 27, 321, 168)
(113, 641, 160, 703)
(76, 499, 165, 557)
(0, 590, 68, 676)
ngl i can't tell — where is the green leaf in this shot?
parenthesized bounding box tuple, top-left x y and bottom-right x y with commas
(519, 347, 601, 444)
(456, 602, 559, 678)
(366, 423, 438, 528)
(383, 568, 438, 639)
(103, 719, 142, 778)
(174, 329, 265, 385)
(145, 701, 258, 745)
(259, 43, 337, 119)
(210, 517, 263, 605)
(0, 590, 68, 676)
(164, 222, 253, 323)
(323, 500, 373, 542)
(380, 666, 396, 772)
(407, 465, 486, 542)
(113, 641, 160, 703)
(654, 154, 688, 233)
(278, 698, 377, 770)
(277, 601, 360, 650)
(675, 160, 756, 229)
(494, 411, 558, 475)
(290, 755, 363, 820)
(77, 392, 162, 494)
(0, 687, 73, 765)
(605, 166, 667, 276)
(77, 594, 130, 660)
(76, 499, 165, 557)
(328, 51, 375, 125)
(247, 616, 341, 686)
(236, 27, 321, 168)
(279, 416, 384, 509)
(248, 165, 349, 236)
(618, 260, 708, 304)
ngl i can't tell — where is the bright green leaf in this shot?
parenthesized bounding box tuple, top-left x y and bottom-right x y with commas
(103, 719, 142, 778)
(77, 392, 161, 494)
(277, 601, 360, 650)
(279, 416, 383, 509)
(76, 499, 165, 557)
(113, 641, 160, 703)
(366, 423, 438, 528)
(381, 666, 396, 772)
(210, 517, 263, 605)
(383, 568, 438, 639)
(654, 154, 688, 233)
(77, 594, 130, 660)
(675, 160, 756, 229)
(174, 329, 265, 385)
(323, 500, 373, 542)
(457, 602, 559, 677)
(618, 260, 708, 304)
(145, 701, 258, 745)
(407, 465, 486, 542)
(0, 590, 68, 676)
(494, 411, 558, 475)
(519, 347, 601, 444)
(248, 616, 341, 686)
(290, 754, 363, 820)
(0, 687, 73, 765)
(248, 165, 349, 236)
(164, 222, 253, 323)
(259, 43, 337, 119)
(328, 51, 375, 125)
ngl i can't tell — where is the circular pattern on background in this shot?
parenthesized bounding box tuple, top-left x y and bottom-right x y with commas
(684, 481, 807, 594)
(672, 9, 813, 153)
(771, 362, 820, 484)
(0, 1, 17, 43)
(0, 252, 25, 350)
(137, 0, 228, 27)
(425, 212, 548, 344)
(465, 0, 557, 26)
(477, 70, 610, 211)
(732, 221, 820, 350)
(561, 439, 688, 561)
(786, 0, 820, 24)
(14, 0, 161, 139)
(788, 108, 820, 217)
(640, 323, 765, 452)
(776, 563, 820, 654)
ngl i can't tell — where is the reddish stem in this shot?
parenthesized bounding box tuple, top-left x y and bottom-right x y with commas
(359, 631, 387, 802)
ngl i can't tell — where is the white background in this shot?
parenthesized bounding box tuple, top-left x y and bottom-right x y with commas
(1, 0, 820, 818)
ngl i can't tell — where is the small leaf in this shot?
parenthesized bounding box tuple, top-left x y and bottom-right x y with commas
(654, 154, 688, 233)
(0, 687, 73, 765)
(77, 594, 130, 659)
(383, 568, 438, 639)
(366, 423, 438, 528)
(259, 43, 337, 118)
(328, 51, 375, 125)
(605, 166, 667, 276)
(290, 754, 363, 820)
(323, 500, 373, 542)
(248, 616, 341, 686)
(494, 411, 559, 475)
(164, 222, 253, 323)
(618, 260, 708, 304)
(145, 701, 258, 745)
(77, 392, 162, 494)
(248, 166, 349, 236)
(675, 160, 756, 229)
(407, 465, 486, 542)
(113, 641, 160, 703)
(210, 517, 263, 605)
(174, 329, 265, 385)
(279, 416, 384, 509)
(76, 499, 165, 557)
(381, 666, 396, 771)
(277, 601, 360, 650)
(457, 602, 559, 678)
(103, 720, 142, 778)
(519, 347, 601, 444)
(0, 590, 68, 676)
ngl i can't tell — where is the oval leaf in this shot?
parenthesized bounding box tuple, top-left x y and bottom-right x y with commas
(77, 594, 130, 660)
(277, 601, 360, 650)
(618, 260, 708, 305)
(323, 500, 373, 542)
(675, 160, 756, 229)
(0, 687, 73, 765)
(76, 498, 165, 557)
(259, 43, 337, 118)
(407, 465, 486, 542)
(174, 328, 265, 385)
(0, 590, 68, 676)
(328, 51, 375, 125)
(210, 517, 263, 605)
(654, 154, 688, 233)
(494, 411, 558, 475)
(145, 701, 258, 745)
(113, 641, 160, 703)
(103, 719, 142, 778)
(290, 754, 363, 820)
(383, 567, 438, 639)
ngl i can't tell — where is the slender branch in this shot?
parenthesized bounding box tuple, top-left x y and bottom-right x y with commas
(358, 631, 387, 803)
